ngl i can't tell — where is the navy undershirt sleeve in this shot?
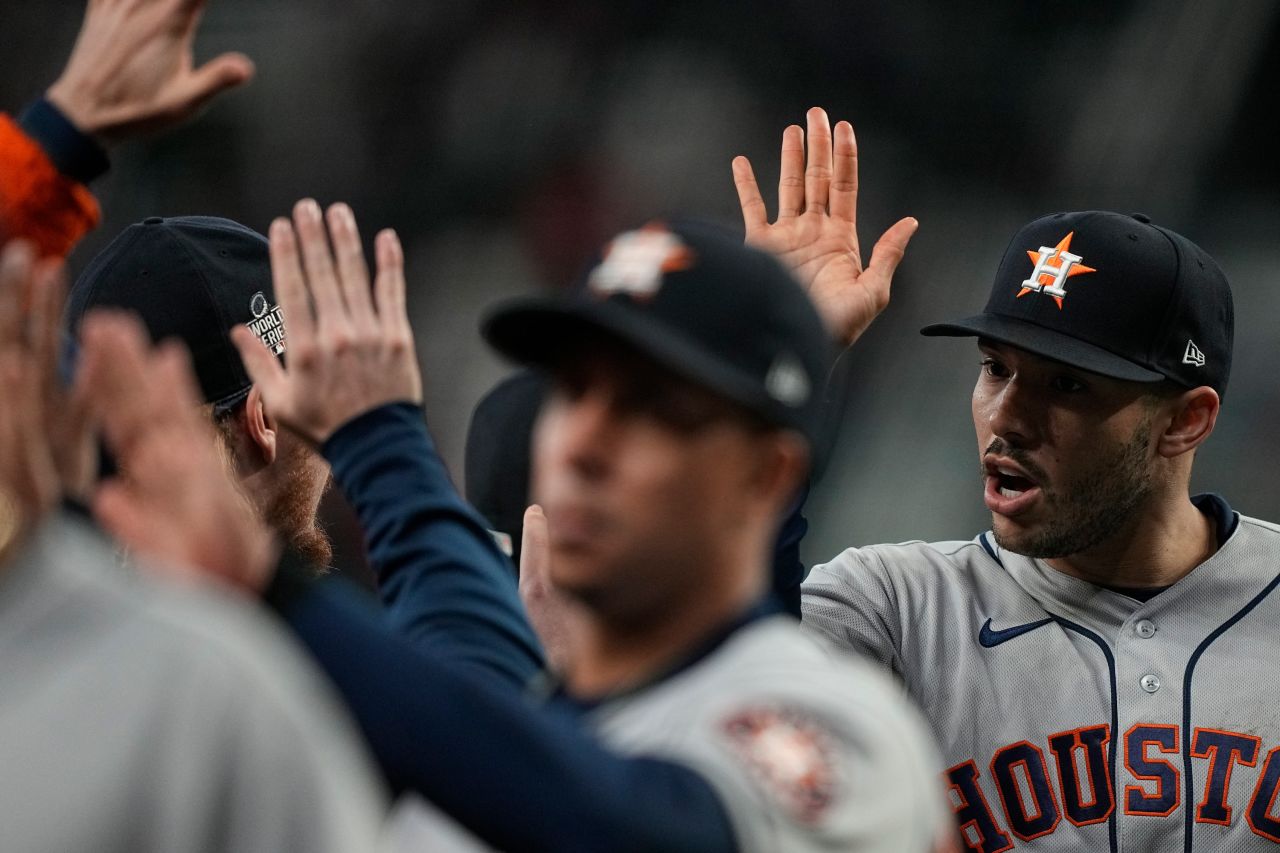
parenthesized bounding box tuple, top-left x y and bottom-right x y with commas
(321, 403, 544, 686)
(266, 565, 738, 853)
(18, 98, 110, 184)
(770, 483, 809, 618)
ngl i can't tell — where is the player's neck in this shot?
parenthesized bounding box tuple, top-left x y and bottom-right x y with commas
(564, 555, 766, 700)
(1044, 494, 1218, 589)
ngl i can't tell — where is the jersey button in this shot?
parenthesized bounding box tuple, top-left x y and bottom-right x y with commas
(1140, 674, 1161, 693)
(1136, 620, 1157, 638)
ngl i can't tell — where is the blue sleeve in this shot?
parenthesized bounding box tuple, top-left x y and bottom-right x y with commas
(18, 98, 109, 185)
(320, 403, 545, 686)
(267, 565, 738, 853)
(770, 483, 809, 618)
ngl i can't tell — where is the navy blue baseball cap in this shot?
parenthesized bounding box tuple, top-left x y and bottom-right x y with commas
(921, 211, 1233, 395)
(482, 220, 836, 453)
(65, 216, 286, 414)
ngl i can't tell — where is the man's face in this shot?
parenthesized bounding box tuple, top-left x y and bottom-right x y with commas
(971, 341, 1160, 558)
(532, 345, 768, 621)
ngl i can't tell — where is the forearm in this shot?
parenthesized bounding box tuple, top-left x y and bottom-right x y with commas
(265, 562, 737, 853)
(322, 403, 545, 686)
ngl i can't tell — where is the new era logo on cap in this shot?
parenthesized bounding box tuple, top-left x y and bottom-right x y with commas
(765, 353, 810, 407)
(1183, 340, 1206, 367)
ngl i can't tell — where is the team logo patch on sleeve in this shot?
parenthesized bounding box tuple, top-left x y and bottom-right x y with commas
(721, 706, 840, 824)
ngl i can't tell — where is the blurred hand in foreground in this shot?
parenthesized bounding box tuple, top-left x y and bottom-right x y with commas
(731, 106, 917, 347)
(77, 312, 276, 590)
(0, 241, 64, 563)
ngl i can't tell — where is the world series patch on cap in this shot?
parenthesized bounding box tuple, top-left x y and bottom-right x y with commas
(481, 220, 836, 452)
(65, 215, 286, 413)
(921, 210, 1234, 395)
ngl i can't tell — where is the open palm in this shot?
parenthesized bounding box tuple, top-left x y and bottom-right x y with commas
(732, 107, 917, 347)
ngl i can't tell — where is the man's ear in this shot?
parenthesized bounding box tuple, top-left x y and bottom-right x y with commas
(242, 385, 278, 466)
(1156, 386, 1220, 458)
(750, 429, 811, 512)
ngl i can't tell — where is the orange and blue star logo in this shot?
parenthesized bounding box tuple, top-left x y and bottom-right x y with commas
(1017, 232, 1096, 309)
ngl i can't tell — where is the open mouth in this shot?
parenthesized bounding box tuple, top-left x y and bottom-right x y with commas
(983, 459, 1043, 516)
(995, 468, 1035, 498)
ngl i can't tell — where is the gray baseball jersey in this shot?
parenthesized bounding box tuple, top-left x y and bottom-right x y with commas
(0, 512, 387, 852)
(802, 495, 1280, 852)
(588, 613, 952, 852)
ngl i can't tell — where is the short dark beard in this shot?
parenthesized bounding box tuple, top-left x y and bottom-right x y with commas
(262, 439, 333, 571)
(989, 413, 1155, 559)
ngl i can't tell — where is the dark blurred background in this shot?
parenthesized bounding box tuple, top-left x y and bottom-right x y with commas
(5, 0, 1279, 578)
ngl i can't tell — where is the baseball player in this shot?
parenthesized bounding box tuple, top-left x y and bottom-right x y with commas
(735, 108, 1279, 851)
(79, 201, 955, 851)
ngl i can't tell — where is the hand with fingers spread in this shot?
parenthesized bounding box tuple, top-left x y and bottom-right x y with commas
(732, 106, 918, 347)
(47, 0, 254, 144)
(231, 199, 420, 447)
(76, 312, 277, 590)
(0, 242, 64, 561)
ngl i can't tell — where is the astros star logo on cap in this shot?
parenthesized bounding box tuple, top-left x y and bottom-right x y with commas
(1017, 231, 1097, 309)
(587, 222, 696, 301)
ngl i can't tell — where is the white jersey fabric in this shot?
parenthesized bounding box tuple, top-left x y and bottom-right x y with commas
(588, 613, 952, 852)
(0, 512, 387, 852)
(802, 501, 1280, 852)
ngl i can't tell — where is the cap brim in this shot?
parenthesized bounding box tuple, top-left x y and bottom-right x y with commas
(920, 314, 1165, 383)
(483, 297, 780, 420)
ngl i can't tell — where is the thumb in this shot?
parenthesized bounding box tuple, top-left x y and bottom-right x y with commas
(866, 216, 919, 281)
(519, 504, 550, 589)
(177, 52, 255, 113)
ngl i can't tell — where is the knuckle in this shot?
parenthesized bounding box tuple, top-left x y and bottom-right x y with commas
(386, 332, 413, 354)
(290, 343, 318, 369)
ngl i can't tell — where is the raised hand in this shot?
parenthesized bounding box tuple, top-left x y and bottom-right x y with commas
(732, 107, 917, 347)
(77, 312, 277, 590)
(0, 242, 64, 562)
(231, 199, 421, 447)
(47, 0, 254, 144)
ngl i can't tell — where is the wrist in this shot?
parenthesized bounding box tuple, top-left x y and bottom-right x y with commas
(45, 80, 106, 141)
(20, 95, 111, 184)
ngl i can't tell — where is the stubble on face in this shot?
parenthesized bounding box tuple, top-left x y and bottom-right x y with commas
(988, 410, 1156, 559)
(263, 438, 333, 570)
